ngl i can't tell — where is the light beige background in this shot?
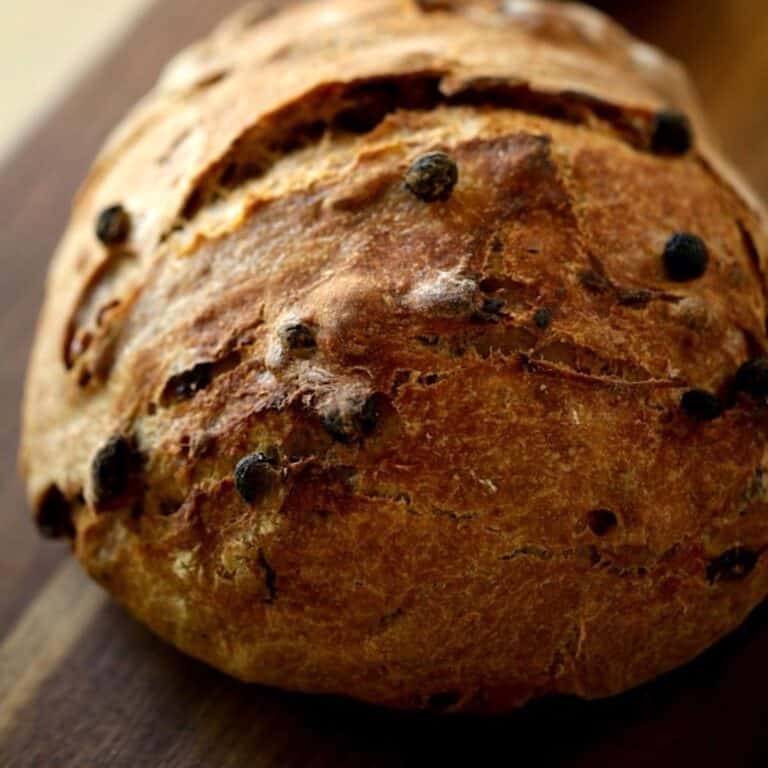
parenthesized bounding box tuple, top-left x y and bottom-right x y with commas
(0, 0, 154, 160)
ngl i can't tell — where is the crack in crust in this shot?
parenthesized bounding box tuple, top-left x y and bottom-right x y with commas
(174, 74, 658, 230)
(405, 314, 683, 385)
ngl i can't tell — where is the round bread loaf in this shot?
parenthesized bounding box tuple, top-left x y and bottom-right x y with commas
(21, 0, 768, 712)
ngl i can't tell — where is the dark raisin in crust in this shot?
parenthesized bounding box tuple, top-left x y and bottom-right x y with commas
(404, 152, 458, 202)
(165, 363, 214, 401)
(680, 389, 723, 421)
(587, 509, 618, 536)
(663, 233, 709, 282)
(92, 435, 140, 507)
(480, 296, 504, 314)
(35, 485, 75, 539)
(96, 204, 131, 246)
(282, 323, 317, 351)
(234, 453, 277, 503)
(473, 297, 505, 323)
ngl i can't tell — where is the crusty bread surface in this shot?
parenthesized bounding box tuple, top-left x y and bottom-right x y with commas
(21, 0, 768, 712)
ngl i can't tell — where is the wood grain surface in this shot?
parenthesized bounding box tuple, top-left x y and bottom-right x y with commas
(1, 1, 767, 766)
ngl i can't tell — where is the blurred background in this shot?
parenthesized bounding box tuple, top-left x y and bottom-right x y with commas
(0, 0, 153, 159)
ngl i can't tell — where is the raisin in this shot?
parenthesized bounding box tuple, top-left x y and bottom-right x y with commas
(706, 547, 758, 584)
(96, 204, 131, 246)
(650, 110, 693, 156)
(735, 358, 768, 399)
(587, 509, 617, 536)
(533, 308, 552, 329)
(483, 297, 505, 314)
(91, 435, 140, 507)
(680, 389, 723, 421)
(35, 485, 75, 539)
(473, 297, 505, 323)
(404, 152, 458, 202)
(663, 233, 709, 281)
(234, 452, 277, 504)
(164, 363, 214, 402)
(282, 323, 317, 351)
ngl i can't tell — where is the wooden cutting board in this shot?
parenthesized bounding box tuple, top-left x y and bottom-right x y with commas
(1, 1, 767, 765)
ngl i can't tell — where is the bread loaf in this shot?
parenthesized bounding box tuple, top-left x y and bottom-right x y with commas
(21, 0, 768, 712)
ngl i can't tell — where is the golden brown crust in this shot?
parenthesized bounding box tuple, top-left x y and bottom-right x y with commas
(20, 0, 768, 712)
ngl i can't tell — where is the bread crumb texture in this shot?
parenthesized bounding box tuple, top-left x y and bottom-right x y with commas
(21, 0, 768, 712)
